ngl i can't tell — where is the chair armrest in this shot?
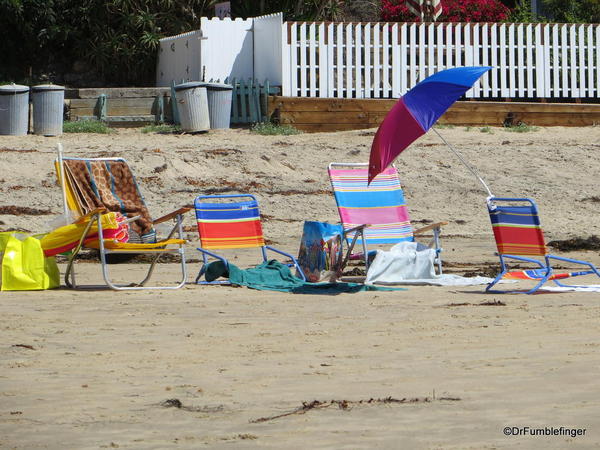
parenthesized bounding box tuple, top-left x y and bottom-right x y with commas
(73, 207, 107, 224)
(152, 206, 192, 225)
(343, 224, 369, 237)
(413, 221, 448, 235)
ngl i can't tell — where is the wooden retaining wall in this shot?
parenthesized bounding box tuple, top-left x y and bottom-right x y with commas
(66, 88, 172, 126)
(269, 96, 600, 132)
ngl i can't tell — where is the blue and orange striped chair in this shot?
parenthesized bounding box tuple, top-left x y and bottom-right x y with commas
(194, 194, 305, 284)
(486, 197, 600, 294)
(328, 163, 447, 274)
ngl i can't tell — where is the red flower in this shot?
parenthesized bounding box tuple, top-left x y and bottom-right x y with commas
(381, 0, 511, 22)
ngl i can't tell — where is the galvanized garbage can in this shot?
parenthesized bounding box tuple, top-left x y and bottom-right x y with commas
(31, 84, 65, 136)
(0, 84, 30, 135)
(205, 83, 233, 129)
(174, 82, 210, 132)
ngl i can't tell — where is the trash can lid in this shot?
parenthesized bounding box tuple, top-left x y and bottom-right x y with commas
(31, 84, 65, 92)
(0, 83, 29, 94)
(173, 81, 207, 92)
(204, 83, 233, 91)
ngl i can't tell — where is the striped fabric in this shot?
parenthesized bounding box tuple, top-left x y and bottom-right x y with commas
(406, 0, 442, 21)
(503, 269, 582, 281)
(328, 167, 414, 245)
(488, 204, 548, 256)
(195, 198, 265, 249)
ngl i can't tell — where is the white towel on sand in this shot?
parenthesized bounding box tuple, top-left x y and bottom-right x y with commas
(365, 241, 495, 286)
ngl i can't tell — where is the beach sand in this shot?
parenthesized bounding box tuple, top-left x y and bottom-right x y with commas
(1, 126, 600, 448)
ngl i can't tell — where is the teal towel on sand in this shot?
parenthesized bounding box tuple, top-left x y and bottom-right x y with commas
(204, 260, 405, 294)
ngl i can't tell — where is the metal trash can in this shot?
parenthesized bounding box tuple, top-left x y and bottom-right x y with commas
(0, 84, 29, 135)
(31, 84, 65, 136)
(173, 82, 210, 132)
(205, 83, 233, 129)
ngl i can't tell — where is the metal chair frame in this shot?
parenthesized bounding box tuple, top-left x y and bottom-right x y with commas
(194, 194, 305, 284)
(328, 162, 446, 275)
(486, 197, 600, 294)
(57, 147, 188, 290)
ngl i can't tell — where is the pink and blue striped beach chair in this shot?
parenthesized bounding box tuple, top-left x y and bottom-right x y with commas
(486, 197, 600, 294)
(328, 163, 447, 274)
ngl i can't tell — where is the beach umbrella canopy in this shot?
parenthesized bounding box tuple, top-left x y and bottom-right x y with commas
(368, 66, 492, 183)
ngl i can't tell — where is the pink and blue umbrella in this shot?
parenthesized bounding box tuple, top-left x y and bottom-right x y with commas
(368, 66, 492, 183)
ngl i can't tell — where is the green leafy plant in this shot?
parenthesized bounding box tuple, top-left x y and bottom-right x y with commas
(509, 0, 536, 22)
(0, 0, 218, 85)
(541, 0, 600, 23)
(480, 126, 493, 133)
(503, 122, 540, 132)
(250, 122, 301, 135)
(141, 124, 182, 134)
(63, 120, 113, 134)
(232, 0, 344, 21)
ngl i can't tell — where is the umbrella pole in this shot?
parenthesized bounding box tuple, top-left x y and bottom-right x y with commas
(432, 128, 494, 198)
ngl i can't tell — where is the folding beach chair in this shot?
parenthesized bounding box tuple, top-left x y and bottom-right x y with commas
(328, 162, 447, 274)
(54, 146, 190, 290)
(486, 197, 600, 294)
(194, 194, 305, 284)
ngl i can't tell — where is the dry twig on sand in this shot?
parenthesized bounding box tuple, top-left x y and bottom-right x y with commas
(250, 396, 461, 423)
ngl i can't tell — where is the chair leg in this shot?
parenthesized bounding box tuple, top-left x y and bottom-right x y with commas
(65, 212, 100, 289)
(433, 227, 443, 275)
(195, 252, 210, 284)
(486, 255, 551, 294)
(195, 248, 231, 285)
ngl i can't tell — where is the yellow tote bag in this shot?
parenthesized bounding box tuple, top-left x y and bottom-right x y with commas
(1, 232, 60, 291)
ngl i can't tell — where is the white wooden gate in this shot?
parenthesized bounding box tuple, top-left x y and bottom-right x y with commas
(156, 13, 283, 87)
(156, 30, 203, 86)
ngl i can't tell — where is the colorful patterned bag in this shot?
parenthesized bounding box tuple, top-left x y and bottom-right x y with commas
(297, 221, 344, 282)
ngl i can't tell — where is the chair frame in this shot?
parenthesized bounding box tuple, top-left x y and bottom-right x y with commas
(486, 197, 600, 294)
(194, 194, 305, 284)
(57, 149, 189, 290)
(328, 162, 447, 275)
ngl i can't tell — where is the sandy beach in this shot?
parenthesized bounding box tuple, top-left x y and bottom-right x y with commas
(1, 125, 600, 448)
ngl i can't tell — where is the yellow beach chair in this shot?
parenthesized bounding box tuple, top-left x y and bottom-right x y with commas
(51, 144, 190, 290)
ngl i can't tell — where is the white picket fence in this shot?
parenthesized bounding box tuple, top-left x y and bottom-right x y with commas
(157, 18, 600, 99)
(282, 22, 600, 99)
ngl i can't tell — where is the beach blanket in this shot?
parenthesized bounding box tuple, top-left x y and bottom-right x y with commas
(204, 260, 404, 294)
(63, 160, 155, 240)
(365, 241, 495, 286)
(532, 285, 600, 293)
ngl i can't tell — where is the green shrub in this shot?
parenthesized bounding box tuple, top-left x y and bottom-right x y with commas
(63, 120, 112, 134)
(504, 122, 540, 133)
(250, 122, 301, 136)
(141, 124, 181, 134)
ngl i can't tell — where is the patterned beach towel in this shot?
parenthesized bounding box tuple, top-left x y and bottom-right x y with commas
(63, 160, 155, 241)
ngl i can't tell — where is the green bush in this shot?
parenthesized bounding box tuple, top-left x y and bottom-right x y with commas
(250, 122, 301, 136)
(63, 120, 112, 134)
(141, 124, 182, 134)
(0, 0, 218, 85)
(503, 122, 540, 133)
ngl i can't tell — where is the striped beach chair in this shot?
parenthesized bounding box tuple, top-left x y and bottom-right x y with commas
(194, 194, 305, 284)
(54, 147, 189, 290)
(328, 163, 447, 274)
(486, 197, 600, 294)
